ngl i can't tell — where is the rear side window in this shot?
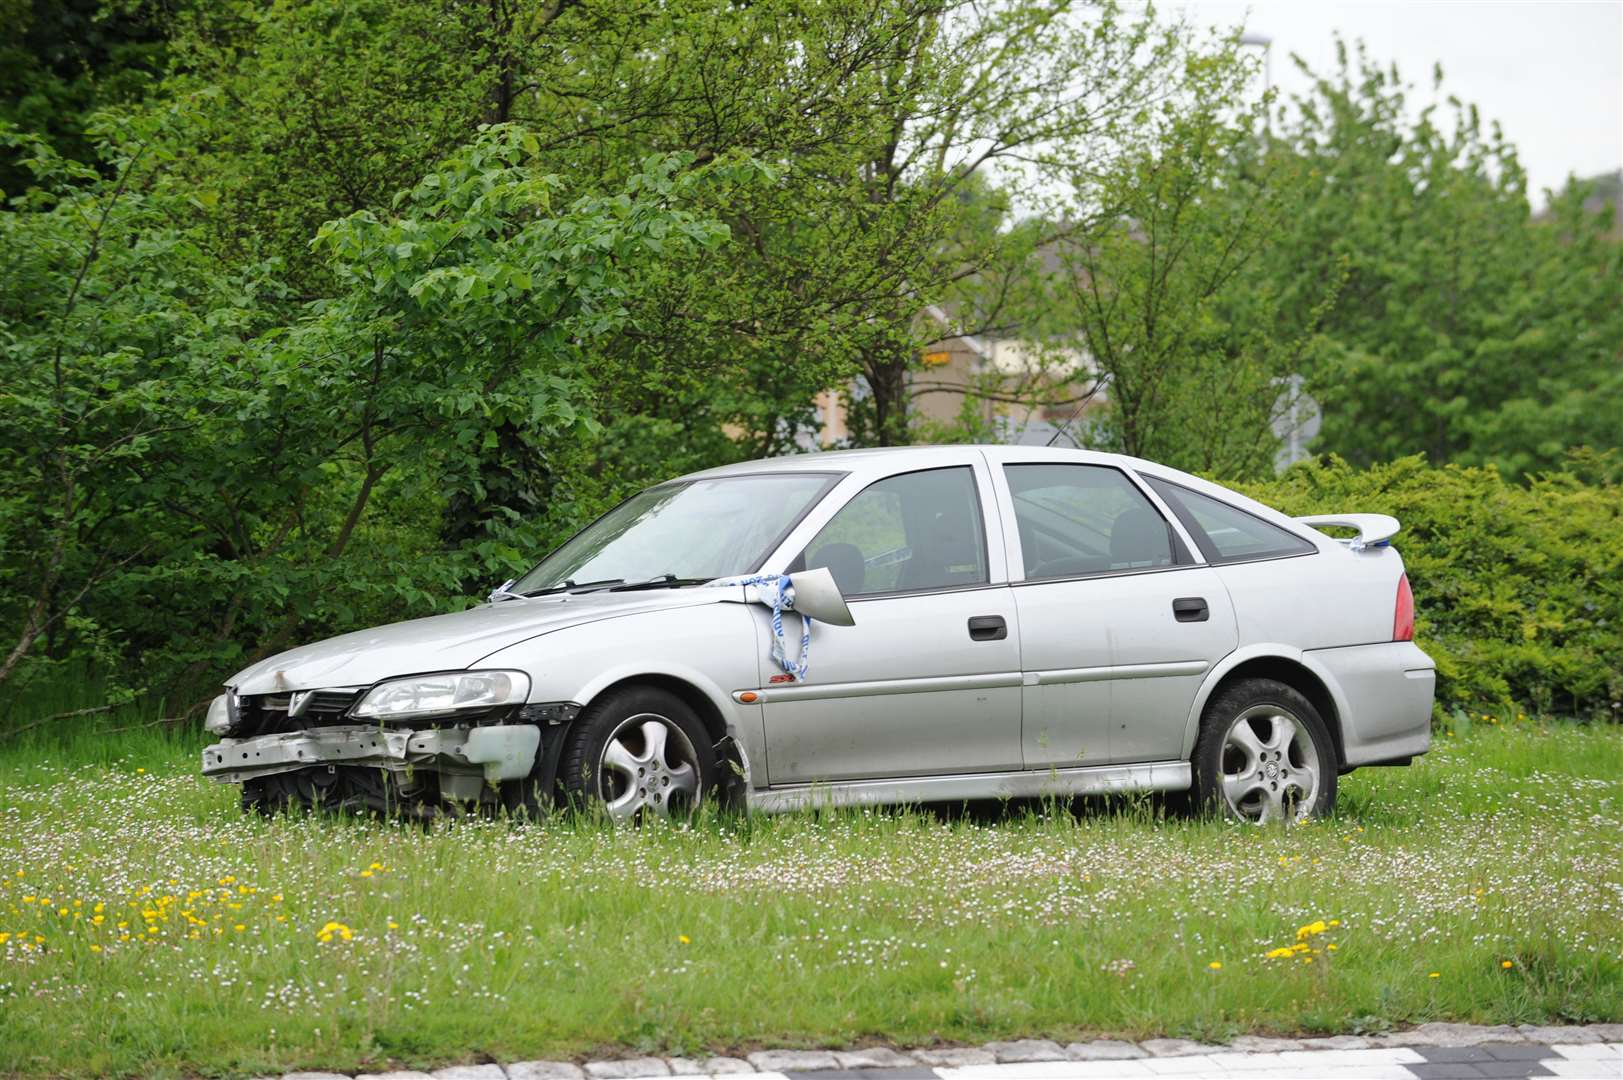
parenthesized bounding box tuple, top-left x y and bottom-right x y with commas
(799, 467, 987, 596)
(1004, 464, 1184, 580)
(1142, 475, 1315, 564)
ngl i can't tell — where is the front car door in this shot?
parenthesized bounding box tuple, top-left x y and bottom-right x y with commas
(985, 453, 1239, 767)
(757, 456, 1022, 784)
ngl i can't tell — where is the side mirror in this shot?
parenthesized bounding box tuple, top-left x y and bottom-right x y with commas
(786, 567, 855, 626)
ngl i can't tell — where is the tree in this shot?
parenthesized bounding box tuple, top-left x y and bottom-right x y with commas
(0, 0, 171, 193)
(0, 113, 269, 690)
(1263, 41, 1622, 474)
(1040, 43, 1327, 477)
(0, 119, 738, 694)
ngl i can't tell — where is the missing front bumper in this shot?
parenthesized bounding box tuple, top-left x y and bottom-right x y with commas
(201, 723, 541, 785)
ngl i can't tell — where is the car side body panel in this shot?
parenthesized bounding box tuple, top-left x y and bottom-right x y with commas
(476, 601, 768, 775)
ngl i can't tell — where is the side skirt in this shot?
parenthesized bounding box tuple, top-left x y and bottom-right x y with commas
(747, 760, 1191, 814)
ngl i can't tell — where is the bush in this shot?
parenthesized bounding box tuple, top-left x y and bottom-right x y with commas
(1236, 454, 1623, 721)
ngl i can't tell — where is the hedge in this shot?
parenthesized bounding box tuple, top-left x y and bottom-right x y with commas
(1236, 454, 1622, 721)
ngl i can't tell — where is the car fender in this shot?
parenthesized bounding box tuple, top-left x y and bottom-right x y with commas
(1178, 642, 1354, 760)
(474, 602, 766, 781)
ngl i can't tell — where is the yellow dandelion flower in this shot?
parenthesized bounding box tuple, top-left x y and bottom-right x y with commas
(1501, 960, 1514, 969)
(678, 934, 691, 945)
(1208, 961, 1222, 970)
(89, 944, 102, 953)
(1428, 972, 1440, 979)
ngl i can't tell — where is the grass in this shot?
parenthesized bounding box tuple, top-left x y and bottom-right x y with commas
(0, 719, 1619, 1079)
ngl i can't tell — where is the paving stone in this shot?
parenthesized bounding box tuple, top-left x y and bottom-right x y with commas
(433, 1068, 508, 1080)
(1064, 1040, 1147, 1060)
(1406, 1065, 1492, 1079)
(833, 1048, 918, 1069)
(666, 1058, 753, 1075)
(1414, 1047, 1496, 1063)
(1517, 1026, 1602, 1045)
(912, 1048, 997, 1066)
(1473, 1063, 1562, 1079)
(744, 1051, 840, 1072)
(1477, 1045, 1561, 1062)
(364, 1072, 436, 1080)
(583, 1059, 671, 1079)
(1550, 1044, 1623, 1060)
(982, 1039, 1067, 1063)
(1589, 1024, 1623, 1040)
(1226, 1036, 1307, 1052)
(283, 1073, 354, 1080)
(1300, 1035, 1377, 1051)
(506, 1064, 588, 1080)
(1139, 1038, 1224, 1057)
(1135, 1053, 1224, 1073)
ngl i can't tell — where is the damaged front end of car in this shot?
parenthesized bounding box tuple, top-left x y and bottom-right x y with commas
(201, 671, 578, 818)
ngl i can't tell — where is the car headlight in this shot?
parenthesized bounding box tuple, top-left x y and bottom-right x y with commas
(352, 670, 530, 720)
(204, 694, 231, 735)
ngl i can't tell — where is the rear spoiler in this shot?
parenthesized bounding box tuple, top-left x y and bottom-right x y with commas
(1295, 513, 1400, 553)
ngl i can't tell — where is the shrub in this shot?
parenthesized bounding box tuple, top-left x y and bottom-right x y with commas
(1236, 454, 1623, 721)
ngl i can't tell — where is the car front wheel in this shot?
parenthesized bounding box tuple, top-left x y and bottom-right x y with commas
(559, 686, 715, 821)
(1192, 677, 1337, 823)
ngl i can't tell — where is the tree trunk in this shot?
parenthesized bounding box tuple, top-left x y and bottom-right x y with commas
(865, 358, 910, 447)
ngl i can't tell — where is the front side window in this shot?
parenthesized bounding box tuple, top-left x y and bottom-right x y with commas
(798, 467, 987, 596)
(1142, 475, 1315, 563)
(513, 473, 836, 594)
(1005, 464, 1180, 580)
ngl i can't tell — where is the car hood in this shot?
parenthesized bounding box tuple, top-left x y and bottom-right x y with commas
(227, 589, 729, 695)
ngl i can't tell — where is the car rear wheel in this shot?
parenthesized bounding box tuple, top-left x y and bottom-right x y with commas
(1193, 677, 1337, 823)
(559, 686, 715, 821)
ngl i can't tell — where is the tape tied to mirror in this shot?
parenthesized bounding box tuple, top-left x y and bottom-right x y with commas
(708, 574, 811, 682)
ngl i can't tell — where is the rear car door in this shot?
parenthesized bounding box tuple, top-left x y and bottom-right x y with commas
(759, 462, 1022, 784)
(991, 460, 1239, 766)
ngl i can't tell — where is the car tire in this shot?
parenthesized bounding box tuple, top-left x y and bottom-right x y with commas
(559, 685, 717, 820)
(1192, 677, 1338, 823)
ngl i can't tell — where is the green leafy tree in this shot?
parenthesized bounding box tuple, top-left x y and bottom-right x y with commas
(0, 119, 737, 694)
(1265, 42, 1622, 474)
(0, 0, 171, 192)
(1043, 46, 1327, 477)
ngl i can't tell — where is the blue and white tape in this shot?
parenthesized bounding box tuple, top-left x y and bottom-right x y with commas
(709, 574, 811, 682)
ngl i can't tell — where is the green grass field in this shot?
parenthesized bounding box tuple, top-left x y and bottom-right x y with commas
(1, 720, 1619, 1079)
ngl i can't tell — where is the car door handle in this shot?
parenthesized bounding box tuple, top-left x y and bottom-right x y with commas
(967, 615, 1007, 641)
(1172, 597, 1209, 622)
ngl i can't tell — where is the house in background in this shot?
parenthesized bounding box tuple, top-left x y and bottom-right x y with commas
(812, 305, 1104, 449)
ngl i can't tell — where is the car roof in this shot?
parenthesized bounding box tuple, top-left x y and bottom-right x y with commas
(674, 445, 1318, 545)
(677, 444, 1151, 483)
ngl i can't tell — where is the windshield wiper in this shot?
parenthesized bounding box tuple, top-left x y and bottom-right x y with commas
(607, 574, 711, 592)
(521, 578, 626, 597)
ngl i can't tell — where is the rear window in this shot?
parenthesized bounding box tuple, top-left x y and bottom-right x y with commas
(1142, 476, 1315, 564)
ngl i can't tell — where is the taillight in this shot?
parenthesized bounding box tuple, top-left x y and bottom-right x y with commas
(1393, 573, 1415, 641)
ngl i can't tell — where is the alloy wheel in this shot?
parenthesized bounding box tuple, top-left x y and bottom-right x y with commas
(598, 713, 702, 821)
(1219, 704, 1322, 823)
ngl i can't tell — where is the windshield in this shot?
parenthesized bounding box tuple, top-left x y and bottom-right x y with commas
(511, 472, 838, 595)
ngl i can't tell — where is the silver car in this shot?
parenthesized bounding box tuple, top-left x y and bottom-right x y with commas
(203, 446, 1435, 823)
